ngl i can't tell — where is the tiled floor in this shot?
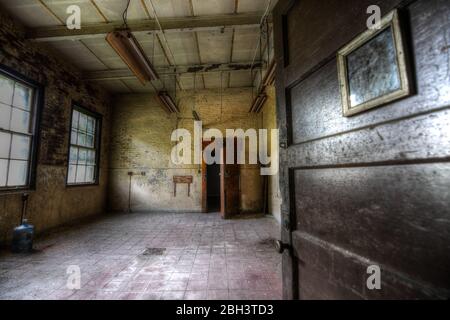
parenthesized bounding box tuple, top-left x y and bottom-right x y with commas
(0, 212, 282, 300)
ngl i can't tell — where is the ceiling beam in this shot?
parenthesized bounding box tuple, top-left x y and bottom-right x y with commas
(84, 61, 264, 81)
(27, 12, 265, 42)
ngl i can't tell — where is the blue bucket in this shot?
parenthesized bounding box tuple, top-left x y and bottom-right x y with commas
(11, 219, 34, 253)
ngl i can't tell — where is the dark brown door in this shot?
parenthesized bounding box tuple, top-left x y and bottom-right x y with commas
(201, 140, 209, 213)
(273, 0, 450, 299)
(220, 139, 240, 219)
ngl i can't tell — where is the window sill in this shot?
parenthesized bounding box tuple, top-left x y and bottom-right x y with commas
(66, 183, 100, 188)
(0, 187, 35, 196)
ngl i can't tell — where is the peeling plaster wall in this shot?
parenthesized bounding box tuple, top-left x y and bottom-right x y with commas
(0, 11, 111, 245)
(108, 88, 265, 213)
(261, 85, 282, 224)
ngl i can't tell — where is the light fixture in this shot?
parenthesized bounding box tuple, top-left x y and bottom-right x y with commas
(249, 93, 267, 113)
(106, 30, 159, 84)
(158, 91, 180, 114)
(262, 60, 276, 87)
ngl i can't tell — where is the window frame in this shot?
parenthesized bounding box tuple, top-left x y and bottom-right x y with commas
(66, 103, 102, 187)
(0, 64, 43, 193)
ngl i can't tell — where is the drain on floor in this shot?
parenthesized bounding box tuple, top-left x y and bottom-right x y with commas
(141, 248, 166, 256)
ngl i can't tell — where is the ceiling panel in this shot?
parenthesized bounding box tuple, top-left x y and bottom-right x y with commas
(143, 0, 192, 18)
(232, 27, 260, 62)
(94, 0, 149, 22)
(238, 0, 276, 13)
(192, 0, 234, 15)
(49, 40, 107, 71)
(80, 38, 128, 69)
(197, 30, 233, 64)
(122, 79, 156, 93)
(99, 79, 131, 93)
(165, 32, 199, 66)
(134, 32, 171, 67)
(0, 0, 59, 27)
(180, 73, 211, 90)
(179, 75, 195, 90)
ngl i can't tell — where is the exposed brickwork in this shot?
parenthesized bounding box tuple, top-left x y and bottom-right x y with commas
(0, 10, 111, 245)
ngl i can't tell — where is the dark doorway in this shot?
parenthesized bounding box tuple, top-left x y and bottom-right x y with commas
(206, 157, 221, 212)
(202, 139, 240, 217)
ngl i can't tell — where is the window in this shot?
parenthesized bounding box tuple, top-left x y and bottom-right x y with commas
(67, 106, 101, 186)
(0, 67, 41, 191)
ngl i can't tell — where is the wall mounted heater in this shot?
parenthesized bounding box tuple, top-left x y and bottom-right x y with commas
(106, 30, 159, 84)
(158, 91, 180, 114)
(249, 93, 268, 113)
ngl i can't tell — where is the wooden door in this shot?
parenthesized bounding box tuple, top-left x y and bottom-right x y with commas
(220, 139, 240, 219)
(273, 0, 450, 299)
(201, 140, 210, 213)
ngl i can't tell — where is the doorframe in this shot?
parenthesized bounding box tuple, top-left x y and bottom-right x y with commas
(273, 0, 299, 300)
(201, 138, 240, 218)
(201, 139, 225, 214)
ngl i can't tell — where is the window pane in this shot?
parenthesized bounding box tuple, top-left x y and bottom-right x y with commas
(71, 129, 78, 145)
(87, 117, 95, 134)
(77, 132, 86, 147)
(0, 103, 11, 130)
(68, 108, 100, 185)
(78, 148, 87, 165)
(10, 135, 30, 160)
(7, 160, 28, 186)
(76, 165, 86, 183)
(72, 110, 80, 130)
(68, 164, 76, 184)
(13, 83, 32, 110)
(10, 108, 31, 133)
(0, 74, 14, 105)
(0, 159, 7, 186)
(79, 113, 87, 131)
(86, 134, 94, 148)
(87, 150, 96, 165)
(0, 132, 11, 158)
(86, 166, 95, 183)
(69, 147, 78, 164)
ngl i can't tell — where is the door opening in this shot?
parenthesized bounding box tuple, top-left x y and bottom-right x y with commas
(206, 152, 221, 212)
(201, 139, 240, 217)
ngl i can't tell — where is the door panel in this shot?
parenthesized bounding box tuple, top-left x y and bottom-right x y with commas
(273, 0, 450, 299)
(289, 45, 450, 145)
(220, 140, 240, 219)
(294, 164, 450, 290)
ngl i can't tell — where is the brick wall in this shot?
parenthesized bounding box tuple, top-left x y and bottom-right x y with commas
(0, 10, 111, 245)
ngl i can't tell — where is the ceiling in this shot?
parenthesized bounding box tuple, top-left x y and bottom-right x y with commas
(0, 0, 276, 94)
